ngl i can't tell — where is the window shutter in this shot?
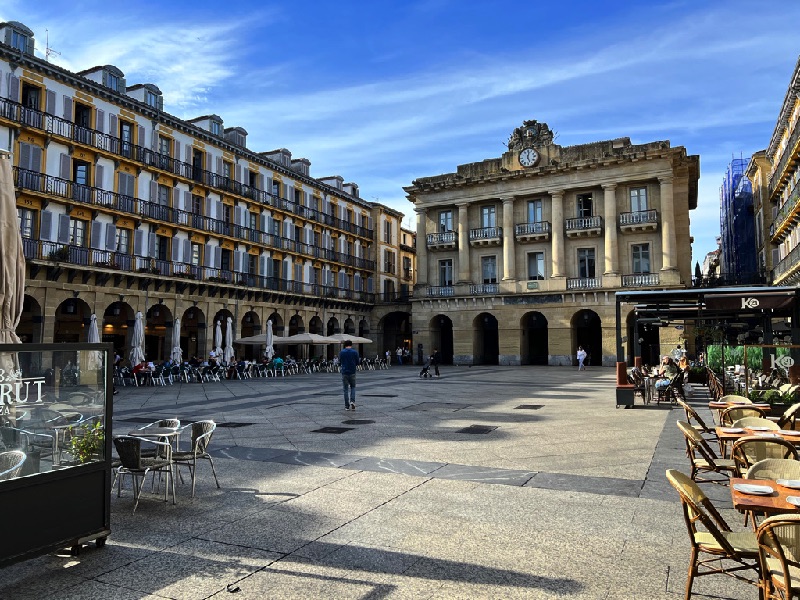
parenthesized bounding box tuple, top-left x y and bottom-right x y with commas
(173, 139, 180, 161)
(368, 216, 374, 231)
(134, 230, 144, 257)
(105, 223, 117, 251)
(185, 144, 191, 165)
(149, 180, 157, 201)
(171, 238, 181, 262)
(367, 276, 374, 293)
(183, 239, 191, 264)
(57, 214, 71, 244)
(244, 208, 251, 228)
(137, 125, 145, 147)
(259, 255, 267, 277)
(235, 164, 241, 183)
(304, 192, 311, 208)
(205, 152, 211, 173)
(216, 156, 223, 175)
(234, 206, 243, 226)
(45, 89, 56, 115)
(148, 232, 156, 257)
(7, 75, 19, 101)
(266, 257, 274, 278)
(59, 153, 70, 180)
(19, 143, 31, 171)
(258, 173, 265, 191)
(91, 221, 104, 249)
(30, 145, 42, 172)
(267, 215, 274, 235)
(95, 164, 104, 189)
(40, 211, 54, 241)
(96, 109, 105, 133)
(172, 187, 180, 210)
(216, 200, 223, 221)
(266, 177, 273, 196)
(214, 246, 221, 269)
(62, 96, 73, 120)
(150, 129, 157, 151)
(204, 244, 213, 267)
(234, 250, 243, 273)
(183, 191, 191, 214)
(259, 213, 267, 232)
(109, 114, 118, 137)
(205, 197, 213, 220)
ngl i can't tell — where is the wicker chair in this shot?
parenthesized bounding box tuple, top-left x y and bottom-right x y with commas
(774, 403, 800, 430)
(719, 394, 753, 404)
(675, 398, 717, 441)
(677, 421, 737, 483)
(746, 459, 800, 482)
(0, 450, 26, 481)
(173, 420, 220, 497)
(732, 437, 799, 477)
(732, 417, 781, 430)
(136, 419, 180, 458)
(757, 514, 800, 599)
(721, 406, 768, 426)
(112, 435, 175, 513)
(666, 469, 760, 599)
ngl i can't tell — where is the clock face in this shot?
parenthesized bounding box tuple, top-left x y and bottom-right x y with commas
(519, 148, 539, 167)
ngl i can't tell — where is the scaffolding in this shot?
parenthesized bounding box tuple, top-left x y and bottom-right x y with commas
(719, 158, 760, 284)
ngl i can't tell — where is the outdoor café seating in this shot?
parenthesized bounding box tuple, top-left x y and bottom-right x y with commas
(112, 435, 176, 513)
(666, 469, 761, 599)
(677, 421, 737, 483)
(0, 451, 26, 481)
(731, 437, 799, 477)
(773, 403, 800, 430)
(720, 405, 768, 427)
(756, 514, 800, 600)
(732, 417, 780, 430)
(676, 398, 718, 442)
(173, 420, 220, 498)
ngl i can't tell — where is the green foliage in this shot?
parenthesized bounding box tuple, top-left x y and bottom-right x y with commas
(69, 421, 104, 464)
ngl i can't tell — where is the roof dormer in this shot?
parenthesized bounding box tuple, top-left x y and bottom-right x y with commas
(261, 148, 292, 168)
(0, 21, 34, 56)
(224, 126, 247, 148)
(187, 114, 223, 137)
(126, 83, 163, 111)
(290, 158, 310, 177)
(343, 182, 359, 198)
(78, 65, 126, 93)
(319, 175, 344, 191)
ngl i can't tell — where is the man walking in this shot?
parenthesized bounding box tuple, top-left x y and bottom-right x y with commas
(431, 347, 442, 378)
(339, 340, 360, 411)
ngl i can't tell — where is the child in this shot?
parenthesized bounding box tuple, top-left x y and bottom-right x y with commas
(419, 356, 432, 378)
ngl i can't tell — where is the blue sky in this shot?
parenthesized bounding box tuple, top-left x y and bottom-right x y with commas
(5, 1, 800, 263)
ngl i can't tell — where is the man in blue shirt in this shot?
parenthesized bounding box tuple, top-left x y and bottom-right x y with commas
(339, 340, 360, 411)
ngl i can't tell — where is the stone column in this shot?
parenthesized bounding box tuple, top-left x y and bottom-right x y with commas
(415, 208, 428, 286)
(457, 202, 470, 283)
(659, 176, 677, 271)
(603, 183, 619, 275)
(502, 197, 516, 280)
(550, 190, 565, 277)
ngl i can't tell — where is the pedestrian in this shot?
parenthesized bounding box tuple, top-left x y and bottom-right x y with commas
(396, 346, 403, 365)
(431, 347, 441, 377)
(340, 340, 360, 411)
(385, 349, 391, 367)
(417, 343, 424, 365)
(577, 346, 587, 370)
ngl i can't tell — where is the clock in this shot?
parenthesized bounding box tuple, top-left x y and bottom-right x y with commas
(519, 148, 539, 167)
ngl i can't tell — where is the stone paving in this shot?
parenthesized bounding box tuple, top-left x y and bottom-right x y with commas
(0, 366, 757, 599)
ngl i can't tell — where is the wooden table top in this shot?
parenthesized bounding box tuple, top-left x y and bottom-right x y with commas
(715, 427, 800, 443)
(708, 401, 771, 410)
(730, 477, 800, 514)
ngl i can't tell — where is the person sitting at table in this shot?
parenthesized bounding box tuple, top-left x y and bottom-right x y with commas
(132, 360, 150, 385)
(655, 356, 679, 392)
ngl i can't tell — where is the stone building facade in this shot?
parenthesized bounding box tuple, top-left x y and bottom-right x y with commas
(405, 120, 699, 366)
(0, 20, 414, 367)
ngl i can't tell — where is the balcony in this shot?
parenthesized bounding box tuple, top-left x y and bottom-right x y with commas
(427, 231, 457, 251)
(0, 97, 374, 239)
(619, 210, 658, 233)
(427, 286, 455, 297)
(469, 227, 502, 247)
(515, 221, 551, 243)
(379, 293, 413, 304)
(771, 180, 800, 242)
(565, 216, 603, 238)
(566, 277, 601, 290)
(769, 118, 800, 197)
(469, 283, 499, 295)
(24, 238, 376, 303)
(622, 273, 660, 287)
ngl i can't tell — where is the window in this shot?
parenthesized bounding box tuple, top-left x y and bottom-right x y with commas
(481, 205, 496, 228)
(631, 244, 650, 274)
(222, 161, 232, 179)
(21, 83, 40, 109)
(577, 248, 596, 278)
(221, 249, 231, 272)
(157, 184, 170, 206)
(116, 228, 131, 254)
(17, 208, 34, 238)
(383, 279, 395, 298)
(107, 73, 120, 92)
(69, 218, 87, 247)
(384, 220, 393, 243)
(630, 187, 648, 212)
(11, 30, 28, 52)
(159, 136, 171, 157)
(249, 171, 258, 188)
(294, 189, 302, 204)
(119, 120, 133, 157)
(210, 121, 221, 136)
(272, 180, 281, 198)
(527, 199, 543, 223)
(155, 235, 169, 261)
(191, 195, 203, 215)
(74, 104, 91, 128)
(73, 160, 89, 186)
(439, 259, 453, 286)
(577, 194, 593, 218)
(145, 91, 159, 108)
(439, 210, 453, 232)
(481, 256, 497, 284)
(190, 243, 201, 266)
(384, 250, 396, 274)
(527, 252, 545, 280)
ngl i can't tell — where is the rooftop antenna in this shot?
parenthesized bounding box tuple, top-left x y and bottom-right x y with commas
(45, 29, 60, 63)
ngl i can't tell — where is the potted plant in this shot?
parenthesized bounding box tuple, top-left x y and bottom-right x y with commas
(48, 246, 70, 262)
(69, 421, 104, 464)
